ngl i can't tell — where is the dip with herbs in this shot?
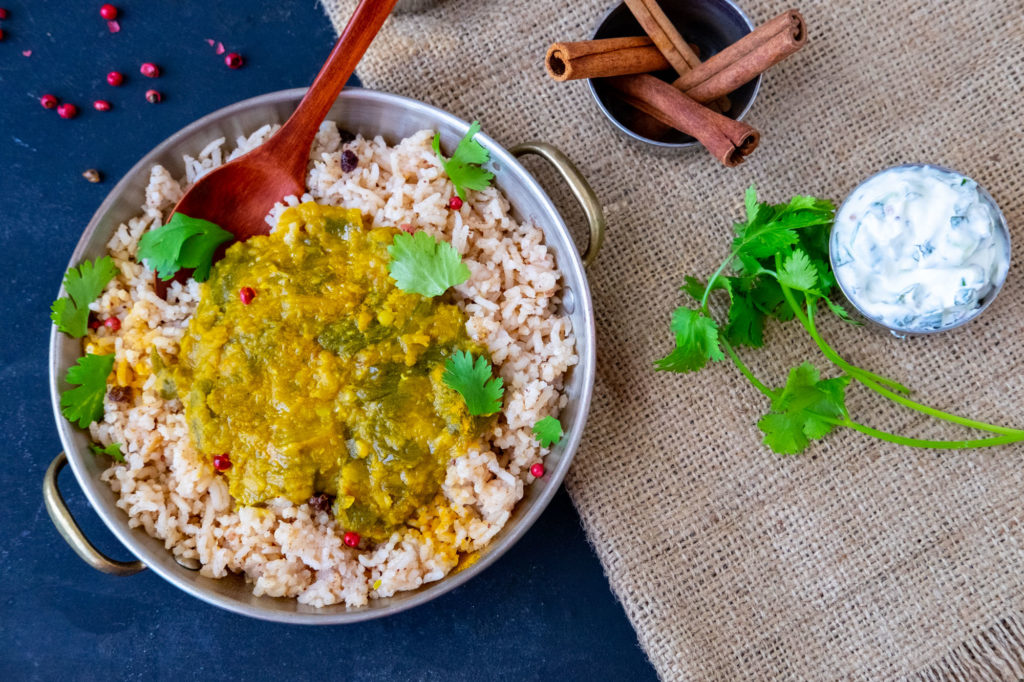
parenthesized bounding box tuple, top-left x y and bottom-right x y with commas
(831, 165, 1010, 332)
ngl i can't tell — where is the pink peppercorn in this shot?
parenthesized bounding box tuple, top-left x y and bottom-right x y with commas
(212, 454, 232, 471)
(530, 463, 545, 478)
(99, 4, 117, 20)
(0, 29, 5, 42)
(449, 196, 463, 210)
(57, 103, 78, 119)
(399, 223, 415, 234)
(140, 62, 160, 78)
(40, 94, 59, 109)
(103, 316, 121, 331)
(145, 89, 162, 104)
(239, 286, 256, 305)
(88, 316, 102, 331)
(343, 532, 360, 548)
(93, 100, 112, 112)
(224, 52, 244, 69)
(0, 9, 9, 20)
(106, 71, 124, 86)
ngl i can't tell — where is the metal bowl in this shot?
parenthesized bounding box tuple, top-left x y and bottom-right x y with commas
(588, 0, 760, 148)
(830, 163, 1012, 336)
(44, 88, 605, 623)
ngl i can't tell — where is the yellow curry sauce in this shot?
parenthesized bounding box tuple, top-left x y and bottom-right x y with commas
(175, 202, 490, 542)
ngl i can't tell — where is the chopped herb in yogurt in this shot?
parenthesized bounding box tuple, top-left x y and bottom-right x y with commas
(831, 166, 1009, 332)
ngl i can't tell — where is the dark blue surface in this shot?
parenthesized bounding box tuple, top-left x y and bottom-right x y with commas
(0, 2, 655, 679)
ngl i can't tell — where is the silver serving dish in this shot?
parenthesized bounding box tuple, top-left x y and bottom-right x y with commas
(44, 88, 605, 624)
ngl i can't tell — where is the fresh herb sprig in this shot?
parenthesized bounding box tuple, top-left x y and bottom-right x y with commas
(50, 256, 119, 337)
(387, 231, 470, 297)
(657, 186, 1024, 454)
(137, 213, 233, 283)
(532, 416, 564, 448)
(433, 121, 494, 200)
(60, 353, 115, 429)
(443, 350, 504, 416)
(90, 442, 125, 462)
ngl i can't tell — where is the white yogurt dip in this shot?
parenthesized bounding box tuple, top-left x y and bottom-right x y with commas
(830, 165, 1010, 332)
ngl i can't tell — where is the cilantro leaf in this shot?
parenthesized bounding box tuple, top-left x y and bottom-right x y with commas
(433, 120, 495, 200)
(50, 256, 119, 337)
(60, 354, 115, 428)
(778, 249, 820, 293)
(137, 213, 233, 282)
(757, 362, 850, 455)
(732, 187, 834, 261)
(824, 297, 859, 323)
(443, 350, 504, 416)
(532, 416, 563, 448)
(721, 277, 765, 348)
(388, 231, 470, 297)
(90, 442, 125, 462)
(655, 308, 724, 373)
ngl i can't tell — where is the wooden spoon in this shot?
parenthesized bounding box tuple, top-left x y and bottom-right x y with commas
(158, 0, 398, 292)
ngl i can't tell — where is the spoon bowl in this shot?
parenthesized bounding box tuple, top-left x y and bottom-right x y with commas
(170, 0, 397, 243)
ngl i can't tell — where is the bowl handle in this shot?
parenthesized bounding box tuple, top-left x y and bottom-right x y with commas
(43, 452, 146, 576)
(510, 142, 606, 267)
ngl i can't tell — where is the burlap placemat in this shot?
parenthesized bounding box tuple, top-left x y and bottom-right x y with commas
(322, 1, 1024, 678)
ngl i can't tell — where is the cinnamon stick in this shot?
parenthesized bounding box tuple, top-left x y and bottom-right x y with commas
(623, 0, 701, 74)
(545, 10, 807, 103)
(673, 10, 806, 101)
(546, 37, 671, 82)
(606, 75, 759, 166)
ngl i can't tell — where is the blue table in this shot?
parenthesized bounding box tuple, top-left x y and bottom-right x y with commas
(0, 2, 656, 679)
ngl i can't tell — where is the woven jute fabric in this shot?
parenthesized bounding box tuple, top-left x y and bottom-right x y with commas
(321, 1, 1024, 678)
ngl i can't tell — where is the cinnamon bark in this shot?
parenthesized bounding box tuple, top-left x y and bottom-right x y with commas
(546, 37, 671, 82)
(673, 10, 806, 101)
(546, 10, 806, 103)
(606, 75, 759, 166)
(623, 0, 701, 75)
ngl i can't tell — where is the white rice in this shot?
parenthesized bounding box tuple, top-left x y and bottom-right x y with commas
(84, 122, 577, 607)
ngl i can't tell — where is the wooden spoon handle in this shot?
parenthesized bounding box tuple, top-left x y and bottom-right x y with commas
(271, 0, 399, 172)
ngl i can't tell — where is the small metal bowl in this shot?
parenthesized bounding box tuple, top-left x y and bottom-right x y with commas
(830, 163, 1012, 336)
(587, 0, 760, 148)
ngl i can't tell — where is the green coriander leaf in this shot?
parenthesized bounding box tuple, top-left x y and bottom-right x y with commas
(721, 277, 766, 348)
(137, 213, 233, 282)
(681, 275, 708, 302)
(90, 442, 125, 462)
(60, 353, 115, 429)
(50, 256, 119, 337)
(744, 185, 759, 222)
(433, 120, 495, 200)
(824, 297, 860, 324)
(778, 249, 820, 293)
(532, 416, 564, 448)
(757, 362, 850, 454)
(387, 231, 471, 297)
(443, 350, 504, 416)
(655, 308, 724, 373)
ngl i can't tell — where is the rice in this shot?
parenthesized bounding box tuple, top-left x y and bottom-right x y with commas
(84, 122, 577, 607)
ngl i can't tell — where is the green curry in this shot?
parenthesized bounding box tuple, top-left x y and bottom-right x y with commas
(176, 202, 488, 541)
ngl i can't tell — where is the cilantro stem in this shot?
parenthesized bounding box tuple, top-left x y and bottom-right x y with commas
(772, 254, 911, 394)
(722, 340, 776, 400)
(700, 254, 735, 311)
(839, 419, 1022, 449)
(803, 304, 1024, 439)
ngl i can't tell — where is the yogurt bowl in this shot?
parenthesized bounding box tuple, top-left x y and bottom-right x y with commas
(829, 164, 1011, 336)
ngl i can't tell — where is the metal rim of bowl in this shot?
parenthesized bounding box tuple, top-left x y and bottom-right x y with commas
(586, 0, 761, 149)
(829, 162, 1013, 336)
(48, 87, 597, 624)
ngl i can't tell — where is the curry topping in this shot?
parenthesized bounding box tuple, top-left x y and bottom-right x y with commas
(176, 202, 489, 541)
